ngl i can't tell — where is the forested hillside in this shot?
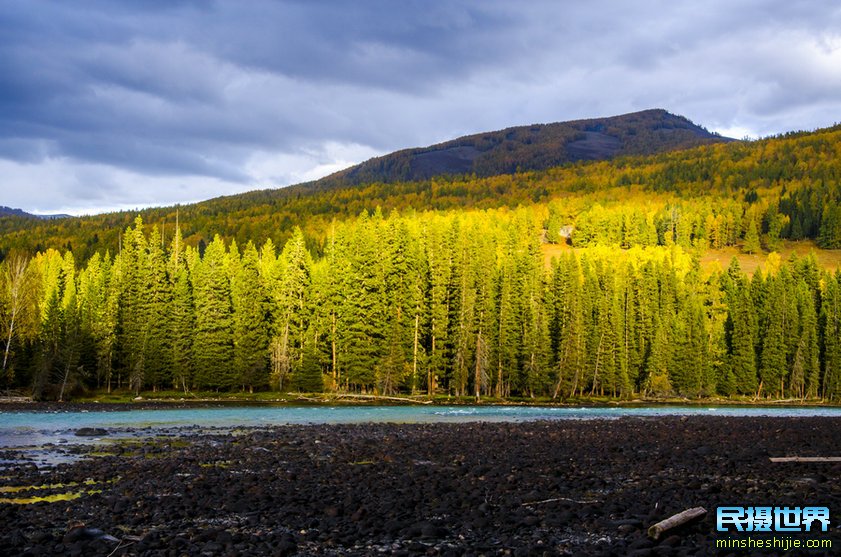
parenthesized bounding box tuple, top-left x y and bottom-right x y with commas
(1, 210, 840, 401)
(2, 120, 841, 263)
(2, 116, 841, 401)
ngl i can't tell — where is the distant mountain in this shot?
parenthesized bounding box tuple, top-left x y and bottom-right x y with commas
(313, 109, 732, 190)
(0, 206, 70, 220)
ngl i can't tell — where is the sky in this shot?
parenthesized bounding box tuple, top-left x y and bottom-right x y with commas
(1, 1, 840, 216)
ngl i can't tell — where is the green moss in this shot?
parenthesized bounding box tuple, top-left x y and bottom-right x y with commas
(0, 489, 102, 505)
(0, 478, 108, 505)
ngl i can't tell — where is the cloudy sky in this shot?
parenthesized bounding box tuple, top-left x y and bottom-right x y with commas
(2, 0, 840, 215)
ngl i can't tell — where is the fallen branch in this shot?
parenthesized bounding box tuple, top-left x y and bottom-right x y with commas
(107, 541, 134, 557)
(769, 456, 841, 463)
(521, 496, 601, 506)
(293, 395, 325, 402)
(648, 507, 707, 540)
(334, 394, 433, 405)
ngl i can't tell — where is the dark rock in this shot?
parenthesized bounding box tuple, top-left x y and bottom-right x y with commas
(202, 541, 223, 553)
(660, 534, 681, 546)
(74, 427, 108, 437)
(618, 524, 637, 535)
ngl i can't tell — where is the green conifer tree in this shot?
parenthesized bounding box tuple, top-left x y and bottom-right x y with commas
(821, 272, 841, 399)
(758, 276, 787, 397)
(232, 242, 270, 392)
(169, 226, 195, 393)
(193, 235, 234, 390)
(142, 226, 173, 391)
(743, 211, 761, 254)
(274, 227, 313, 390)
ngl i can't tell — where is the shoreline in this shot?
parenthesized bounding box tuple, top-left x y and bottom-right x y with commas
(2, 394, 840, 413)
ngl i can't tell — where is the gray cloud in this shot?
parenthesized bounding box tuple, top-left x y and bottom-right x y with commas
(1, 0, 841, 214)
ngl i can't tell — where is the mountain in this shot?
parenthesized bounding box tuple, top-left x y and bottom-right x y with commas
(0, 107, 781, 261)
(0, 206, 70, 220)
(313, 109, 731, 190)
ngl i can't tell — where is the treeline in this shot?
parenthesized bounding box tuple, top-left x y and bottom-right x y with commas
(2, 209, 840, 401)
(3, 123, 841, 261)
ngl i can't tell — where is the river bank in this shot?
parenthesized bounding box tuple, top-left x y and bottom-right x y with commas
(2, 391, 839, 413)
(1, 416, 840, 555)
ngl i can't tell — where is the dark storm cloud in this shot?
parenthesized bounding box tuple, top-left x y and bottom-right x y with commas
(1, 0, 840, 213)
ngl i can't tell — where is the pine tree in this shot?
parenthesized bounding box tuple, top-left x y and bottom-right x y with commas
(645, 314, 673, 396)
(425, 221, 451, 396)
(292, 343, 324, 392)
(764, 207, 787, 251)
(340, 212, 389, 392)
(821, 272, 841, 400)
(193, 235, 234, 390)
(33, 286, 63, 399)
(142, 227, 173, 391)
(273, 227, 313, 390)
(446, 217, 472, 396)
(169, 226, 195, 393)
(791, 282, 820, 398)
(743, 209, 761, 254)
(515, 212, 551, 396)
(170, 265, 194, 392)
(758, 275, 786, 397)
(818, 203, 841, 248)
(494, 238, 517, 397)
(724, 278, 759, 395)
(56, 272, 82, 402)
(32, 254, 82, 400)
(231, 241, 270, 392)
(77, 253, 116, 390)
(377, 213, 417, 395)
(549, 255, 572, 398)
(670, 294, 710, 396)
(116, 217, 150, 392)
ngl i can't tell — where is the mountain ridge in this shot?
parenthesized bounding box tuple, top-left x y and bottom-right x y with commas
(0, 206, 70, 220)
(311, 108, 732, 190)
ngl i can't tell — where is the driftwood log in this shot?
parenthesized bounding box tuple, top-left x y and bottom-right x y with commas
(333, 394, 434, 404)
(647, 507, 707, 540)
(769, 456, 841, 463)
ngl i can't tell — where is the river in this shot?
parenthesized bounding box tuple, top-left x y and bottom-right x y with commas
(3, 404, 841, 449)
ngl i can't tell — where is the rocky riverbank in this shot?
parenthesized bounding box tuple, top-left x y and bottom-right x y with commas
(1, 417, 840, 555)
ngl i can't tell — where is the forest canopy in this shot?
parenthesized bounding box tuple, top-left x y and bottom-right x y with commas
(1, 210, 840, 401)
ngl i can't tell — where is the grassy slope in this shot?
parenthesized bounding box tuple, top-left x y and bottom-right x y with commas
(541, 240, 841, 274)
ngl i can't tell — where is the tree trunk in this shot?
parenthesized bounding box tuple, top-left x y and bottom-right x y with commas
(412, 313, 419, 395)
(474, 329, 482, 402)
(428, 335, 436, 396)
(1, 257, 27, 392)
(589, 333, 605, 396)
(59, 363, 73, 402)
(331, 312, 338, 386)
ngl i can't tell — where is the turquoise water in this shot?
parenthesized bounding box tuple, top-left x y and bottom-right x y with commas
(2, 404, 841, 448)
